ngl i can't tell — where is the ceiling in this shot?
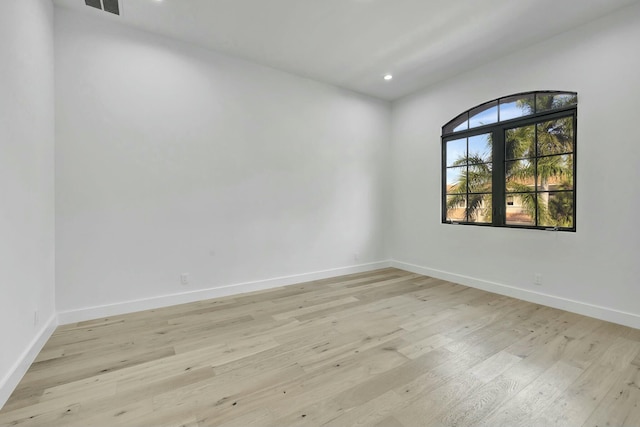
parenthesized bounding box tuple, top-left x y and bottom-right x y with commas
(52, 0, 639, 100)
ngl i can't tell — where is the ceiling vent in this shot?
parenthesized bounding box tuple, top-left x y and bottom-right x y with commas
(85, 0, 120, 15)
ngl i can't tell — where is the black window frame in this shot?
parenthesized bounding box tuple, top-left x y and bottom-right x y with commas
(442, 91, 577, 232)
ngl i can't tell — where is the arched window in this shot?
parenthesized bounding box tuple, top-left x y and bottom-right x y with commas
(442, 91, 577, 231)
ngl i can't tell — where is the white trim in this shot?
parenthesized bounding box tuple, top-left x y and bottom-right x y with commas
(0, 314, 58, 410)
(4, 260, 638, 410)
(57, 261, 392, 325)
(391, 260, 640, 330)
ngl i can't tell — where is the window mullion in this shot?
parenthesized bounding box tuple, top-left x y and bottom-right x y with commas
(534, 123, 539, 226)
(442, 92, 576, 231)
(492, 128, 505, 226)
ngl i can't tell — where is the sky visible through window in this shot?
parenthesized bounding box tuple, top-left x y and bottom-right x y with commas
(443, 92, 576, 230)
(446, 134, 491, 166)
(450, 98, 533, 134)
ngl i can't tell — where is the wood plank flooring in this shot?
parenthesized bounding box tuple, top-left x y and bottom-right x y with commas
(1, 268, 640, 426)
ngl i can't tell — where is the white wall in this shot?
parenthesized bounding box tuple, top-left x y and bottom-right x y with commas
(55, 9, 390, 319)
(391, 3, 640, 327)
(0, 0, 57, 406)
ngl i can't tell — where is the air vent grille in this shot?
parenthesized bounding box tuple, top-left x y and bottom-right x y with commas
(85, 0, 120, 16)
(102, 0, 120, 15)
(85, 0, 102, 10)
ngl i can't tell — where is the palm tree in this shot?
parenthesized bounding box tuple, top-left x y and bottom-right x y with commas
(446, 151, 493, 223)
(447, 96, 574, 226)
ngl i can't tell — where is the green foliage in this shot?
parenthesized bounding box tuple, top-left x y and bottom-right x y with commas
(546, 181, 574, 227)
(447, 113, 573, 227)
(447, 144, 493, 223)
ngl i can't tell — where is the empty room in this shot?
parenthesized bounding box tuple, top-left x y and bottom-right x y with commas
(1, 0, 640, 425)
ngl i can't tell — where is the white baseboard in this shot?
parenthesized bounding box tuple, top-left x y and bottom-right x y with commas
(7, 260, 635, 411)
(391, 260, 640, 330)
(57, 261, 392, 325)
(0, 314, 57, 410)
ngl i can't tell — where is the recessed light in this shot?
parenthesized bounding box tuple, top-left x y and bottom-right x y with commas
(384, 74, 393, 81)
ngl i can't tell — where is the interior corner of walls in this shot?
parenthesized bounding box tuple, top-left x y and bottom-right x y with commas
(389, 260, 640, 330)
(57, 260, 393, 325)
(0, 314, 57, 410)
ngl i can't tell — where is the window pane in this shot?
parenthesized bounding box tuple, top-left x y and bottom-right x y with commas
(468, 162, 492, 193)
(505, 159, 534, 192)
(444, 113, 468, 134)
(537, 155, 573, 191)
(469, 101, 498, 129)
(446, 195, 467, 222)
(538, 192, 574, 228)
(467, 194, 492, 223)
(442, 92, 576, 231)
(505, 125, 535, 160)
(505, 193, 535, 226)
(453, 120, 469, 133)
(499, 94, 534, 121)
(446, 167, 466, 193)
(536, 93, 577, 112)
(468, 133, 492, 163)
(537, 117, 574, 156)
(446, 138, 467, 167)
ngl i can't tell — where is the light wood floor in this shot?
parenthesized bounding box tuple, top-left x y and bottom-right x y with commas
(2, 268, 640, 427)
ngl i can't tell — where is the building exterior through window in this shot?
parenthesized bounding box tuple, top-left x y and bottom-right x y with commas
(442, 91, 577, 231)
